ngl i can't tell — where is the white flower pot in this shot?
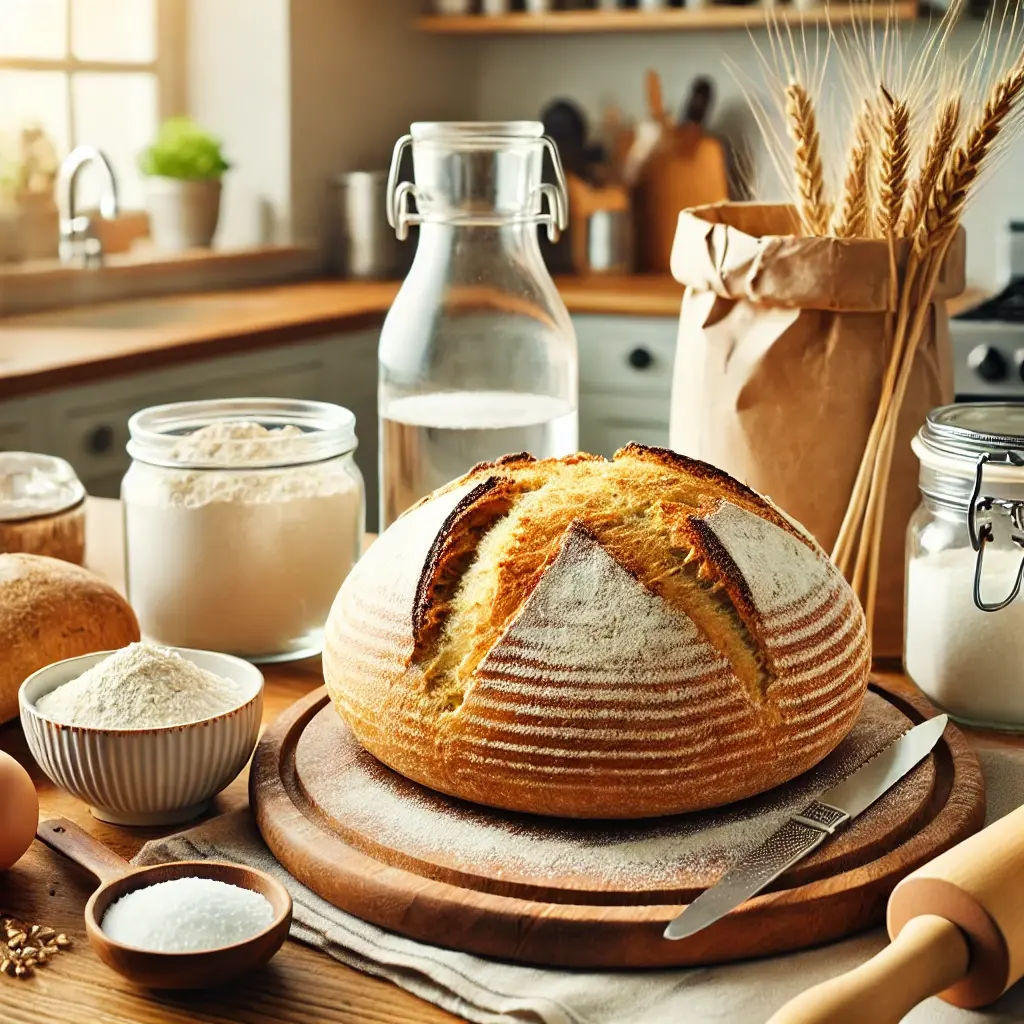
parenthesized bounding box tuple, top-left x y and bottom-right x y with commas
(145, 177, 222, 251)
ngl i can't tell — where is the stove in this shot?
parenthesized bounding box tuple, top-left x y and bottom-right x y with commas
(951, 280, 1024, 400)
(951, 222, 1024, 401)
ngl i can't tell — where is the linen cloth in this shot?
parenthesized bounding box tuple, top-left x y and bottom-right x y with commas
(135, 748, 1024, 1024)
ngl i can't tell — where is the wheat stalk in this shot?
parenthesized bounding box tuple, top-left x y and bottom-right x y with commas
(899, 97, 961, 237)
(748, 4, 1024, 640)
(875, 85, 911, 237)
(851, 61, 1024, 628)
(832, 103, 873, 237)
(917, 62, 1024, 252)
(785, 81, 831, 236)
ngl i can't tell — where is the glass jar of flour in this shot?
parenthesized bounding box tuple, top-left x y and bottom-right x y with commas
(123, 398, 364, 663)
(906, 403, 1024, 728)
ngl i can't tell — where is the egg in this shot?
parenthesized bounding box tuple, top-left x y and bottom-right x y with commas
(0, 751, 37, 870)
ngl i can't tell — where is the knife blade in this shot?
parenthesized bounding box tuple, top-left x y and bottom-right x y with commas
(663, 713, 948, 941)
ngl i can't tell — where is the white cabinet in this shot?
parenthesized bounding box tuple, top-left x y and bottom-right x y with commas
(575, 315, 676, 457)
(0, 395, 47, 453)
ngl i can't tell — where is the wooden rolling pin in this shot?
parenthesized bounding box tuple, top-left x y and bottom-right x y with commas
(770, 803, 1024, 1023)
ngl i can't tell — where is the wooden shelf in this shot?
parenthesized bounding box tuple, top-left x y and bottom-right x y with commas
(418, 2, 917, 34)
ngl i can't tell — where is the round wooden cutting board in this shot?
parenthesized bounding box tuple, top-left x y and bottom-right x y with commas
(250, 683, 985, 968)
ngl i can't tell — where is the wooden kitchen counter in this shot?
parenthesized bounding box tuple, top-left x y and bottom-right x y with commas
(0, 275, 686, 400)
(0, 498, 1018, 1024)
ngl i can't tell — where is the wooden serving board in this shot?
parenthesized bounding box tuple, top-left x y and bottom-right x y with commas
(250, 683, 985, 968)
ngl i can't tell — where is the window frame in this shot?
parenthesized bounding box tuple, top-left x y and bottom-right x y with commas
(0, 0, 186, 155)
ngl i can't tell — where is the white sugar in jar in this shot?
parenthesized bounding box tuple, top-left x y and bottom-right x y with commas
(122, 399, 364, 663)
(906, 403, 1024, 729)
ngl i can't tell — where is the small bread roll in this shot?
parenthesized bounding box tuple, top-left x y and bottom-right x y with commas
(0, 553, 140, 723)
(324, 444, 871, 819)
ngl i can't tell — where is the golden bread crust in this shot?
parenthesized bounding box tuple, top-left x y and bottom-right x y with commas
(324, 445, 870, 818)
(0, 553, 141, 723)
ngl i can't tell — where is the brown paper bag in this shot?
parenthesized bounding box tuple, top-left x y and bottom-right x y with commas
(668, 203, 965, 658)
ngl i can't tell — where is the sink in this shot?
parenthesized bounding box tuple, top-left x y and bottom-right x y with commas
(13, 295, 258, 331)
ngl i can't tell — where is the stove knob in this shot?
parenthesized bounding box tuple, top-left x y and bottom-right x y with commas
(969, 344, 1009, 382)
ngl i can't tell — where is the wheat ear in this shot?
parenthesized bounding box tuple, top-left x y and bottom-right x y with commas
(918, 62, 1024, 250)
(832, 103, 873, 237)
(899, 97, 960, 237)
(785, 81, 830, 236)
(853, 63, 1024, 631)
(875, 85, 911, 237)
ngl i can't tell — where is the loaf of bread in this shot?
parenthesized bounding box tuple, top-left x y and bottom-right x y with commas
(0, 554, 140, 724)
(324, 445, 871, 818)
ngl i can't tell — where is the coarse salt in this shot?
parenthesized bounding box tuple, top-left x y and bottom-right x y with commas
(101, 877, 274, 952)
(35, 642, 247, 729)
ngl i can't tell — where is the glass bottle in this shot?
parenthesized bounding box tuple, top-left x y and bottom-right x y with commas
(379, 121, 579, 529)
(906, 403, 1024, 728)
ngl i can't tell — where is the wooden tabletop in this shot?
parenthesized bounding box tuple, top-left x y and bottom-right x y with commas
(1, 498, 1019, 1023)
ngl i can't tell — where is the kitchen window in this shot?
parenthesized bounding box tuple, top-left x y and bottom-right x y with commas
(0, 0, 184, 225)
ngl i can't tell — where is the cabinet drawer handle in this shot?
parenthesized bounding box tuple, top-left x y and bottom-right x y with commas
(86, 425, 115, 454)
(628, 347, 654, 370)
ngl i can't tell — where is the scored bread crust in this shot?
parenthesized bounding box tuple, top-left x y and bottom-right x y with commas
(324, 444, 871, 819)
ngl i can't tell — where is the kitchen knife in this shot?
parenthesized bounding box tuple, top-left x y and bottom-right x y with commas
(664, 713, 949, 941)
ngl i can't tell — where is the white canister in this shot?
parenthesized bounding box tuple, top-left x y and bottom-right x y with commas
(906, 403, 1024, 729)
(122, 398, 365, 663)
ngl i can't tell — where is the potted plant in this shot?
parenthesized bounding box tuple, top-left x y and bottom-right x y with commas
(139, 117, 229, 251)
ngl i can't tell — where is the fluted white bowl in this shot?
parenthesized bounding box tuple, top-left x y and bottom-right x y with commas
(20, 648, 263, 826)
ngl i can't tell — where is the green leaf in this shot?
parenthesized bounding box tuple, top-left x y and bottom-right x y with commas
(138, 117, 230, 180)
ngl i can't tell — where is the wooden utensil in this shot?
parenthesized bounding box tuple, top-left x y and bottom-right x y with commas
(35, 817, 292, 989)
(620, 69, 668, 188)
(769, 802, 1024, 1023)
(565, 173, 631, 273)
(636, 76, 729, 273)
(646, 69, 671, 131)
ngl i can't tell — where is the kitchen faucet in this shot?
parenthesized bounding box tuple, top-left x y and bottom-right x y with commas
(56, 145, 119, 266)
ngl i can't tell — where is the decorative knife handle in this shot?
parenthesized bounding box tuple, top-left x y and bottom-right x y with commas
(791, 800, 852, 835)
(665, 801, 852, 940)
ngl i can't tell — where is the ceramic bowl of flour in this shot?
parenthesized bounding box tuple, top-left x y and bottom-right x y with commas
(20, 647, 263, 826)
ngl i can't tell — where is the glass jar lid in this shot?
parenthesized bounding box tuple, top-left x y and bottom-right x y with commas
(387, 120, 568, 241)
(0, 452, 85, 522)
(913, 403, 1024, 487)
(916, 403, 1024, 462)
(410, 121, 545, 147)
(127, 398, 358, 470)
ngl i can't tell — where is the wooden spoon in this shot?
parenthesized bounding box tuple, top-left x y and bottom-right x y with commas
(36, 817, 292, 990)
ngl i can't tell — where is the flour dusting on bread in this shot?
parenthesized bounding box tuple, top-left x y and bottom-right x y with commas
(481, 522, 727, 684)
(704, 501, 823, 614)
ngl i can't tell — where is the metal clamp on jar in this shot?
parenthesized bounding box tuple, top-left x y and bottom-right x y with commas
(378, 122, 579, 529)
(907, 403, 1024, 728)
(967, 450, 1024, 611)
